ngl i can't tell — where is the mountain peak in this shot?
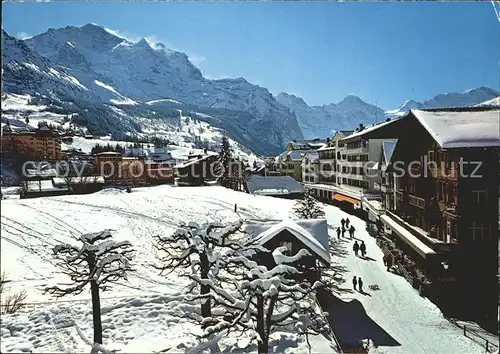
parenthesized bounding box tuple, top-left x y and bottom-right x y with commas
(339, 95, 365, 105)
(134, 38, 152, 49)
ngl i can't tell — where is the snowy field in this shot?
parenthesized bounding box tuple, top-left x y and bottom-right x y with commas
(0, 186, 488, 353)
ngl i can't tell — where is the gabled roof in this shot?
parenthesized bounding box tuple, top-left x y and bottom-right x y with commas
(244, 218, 330, 264)
(246, 175, 304, 195)
(301, 152, 319, 163)
(340, 119, 399, 142)
(338, 130, 355, 138)
(411, 109, 500, 148)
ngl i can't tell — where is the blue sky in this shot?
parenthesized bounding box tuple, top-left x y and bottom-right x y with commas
(2, 2, 499, 109)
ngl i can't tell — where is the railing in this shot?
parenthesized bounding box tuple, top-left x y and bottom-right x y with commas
(408, 194, 426, 209)
(436, 167, 458, 180)
(439, 201, 458, 215)
(395, 190, 404, 201)
(381, 184, 393, 193)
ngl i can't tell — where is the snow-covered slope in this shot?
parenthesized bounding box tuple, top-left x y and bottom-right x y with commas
(0, 186, 489, 353)
(1, 93, 258, 163)
(276, 93, 385, 139)
(5, 24, 302, 154)
(475, 96, 500, 107)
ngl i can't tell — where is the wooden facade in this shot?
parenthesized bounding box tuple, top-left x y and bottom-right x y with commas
(380, 109, 499, 330)
(174, 153, 219, 186)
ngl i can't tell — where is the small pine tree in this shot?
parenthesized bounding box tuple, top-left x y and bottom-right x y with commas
(218, 136, 232, 188)
(293, 188, 325, 219)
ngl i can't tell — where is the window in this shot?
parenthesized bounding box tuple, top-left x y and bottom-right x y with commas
(471, 189, 488, 205)
(468, 222, 491, 242)
(280, 241, 293, 255)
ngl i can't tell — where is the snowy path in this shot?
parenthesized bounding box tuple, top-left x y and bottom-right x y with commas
(323, 205, 486, 354)
(0, 186, 488, 353)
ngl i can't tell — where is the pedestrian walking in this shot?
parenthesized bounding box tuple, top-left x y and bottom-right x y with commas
(234, 203, 237, 213)
(352, 276, 357, 291)
(353, 241, 360, 257)
(349, 225, 355, 239)
(341, 227, 346, 238)
(360, 241, 366, 257)
(346, 217, 350, 228)
(341, 218, 345, 229)
(383, 254, 387, 267)
(336, 227, 341, 240)
(358, 277, 364, 292)
(386, 256, 392, 271)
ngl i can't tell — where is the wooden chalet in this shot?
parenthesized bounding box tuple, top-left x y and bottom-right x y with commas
(244, 219, 330, 281)
(174, 150, 219, 186)
(357, 107, 499, 330)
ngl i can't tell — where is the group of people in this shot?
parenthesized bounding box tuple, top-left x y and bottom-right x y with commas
(353, 240, 367, 257)
(352, 275, 364, 292)
(335, 217, 356, 239)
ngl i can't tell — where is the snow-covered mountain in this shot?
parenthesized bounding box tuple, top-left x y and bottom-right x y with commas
(276, 93, 385, 139)
(2, 25, 303, 155)
(278, 86, 499, 139)
(385, 87, 499, 118)
(475, 96, 500, 107)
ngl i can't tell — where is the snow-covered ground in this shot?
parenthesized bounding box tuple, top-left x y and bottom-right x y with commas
(0, 186, 490, 353)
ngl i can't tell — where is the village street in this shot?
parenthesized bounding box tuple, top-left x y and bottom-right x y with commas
(322, 204, 488, 354)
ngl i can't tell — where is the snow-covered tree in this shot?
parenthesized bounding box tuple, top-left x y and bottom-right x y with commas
(154, 220, 263, 319)
(189, 246, 330, 353)
(218, 135, 232, 188)
(45, 230, 134, 346)
(293, 188, 325, 219)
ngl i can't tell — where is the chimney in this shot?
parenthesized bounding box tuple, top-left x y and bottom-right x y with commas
(359, 123, 364, 131)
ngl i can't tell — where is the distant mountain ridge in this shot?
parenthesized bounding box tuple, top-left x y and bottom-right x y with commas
(277, 87, 499, 139)
(2, 24, 498, 150)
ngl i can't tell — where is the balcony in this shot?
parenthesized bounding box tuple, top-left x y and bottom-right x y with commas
(381, 184, 393, 193)
(396, 190, 404, 201)
(408, 194, 426, 209)
(434, 166, 458, 180)
(439, 201, 458, 217)
(345, 146, 369, 155)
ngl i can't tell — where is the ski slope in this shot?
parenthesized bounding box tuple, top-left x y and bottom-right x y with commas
(0, 186, 488, 353)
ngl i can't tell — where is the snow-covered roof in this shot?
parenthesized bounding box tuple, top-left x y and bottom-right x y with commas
(95, 151, 122, 156)
(25, 180, 69, 193)
(174, 153, 216, 169)
(411, 109, 500, 148)
(340, 119, 399, 142)
(246, 175, 304, 195)
(52, 176, 105, 185)
(302, 152, 319, 164)
(244, 219, 330, 265)
(381, 215, 436, 258)
(317, 145, 335, 152)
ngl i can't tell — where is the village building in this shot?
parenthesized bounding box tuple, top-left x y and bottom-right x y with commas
(94, 152, 147, 186)
(1, 125, 61, 160)
(243, 218, 330, 280)
(51, 176, 105, 194)
(357, 107, 499, 331)
(173, 150, 219, 186)
(20, 179, 69, 198)
(245, 175, 304, 199)
(301, 151, 320, 184)
(145, 162, 174, 184)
